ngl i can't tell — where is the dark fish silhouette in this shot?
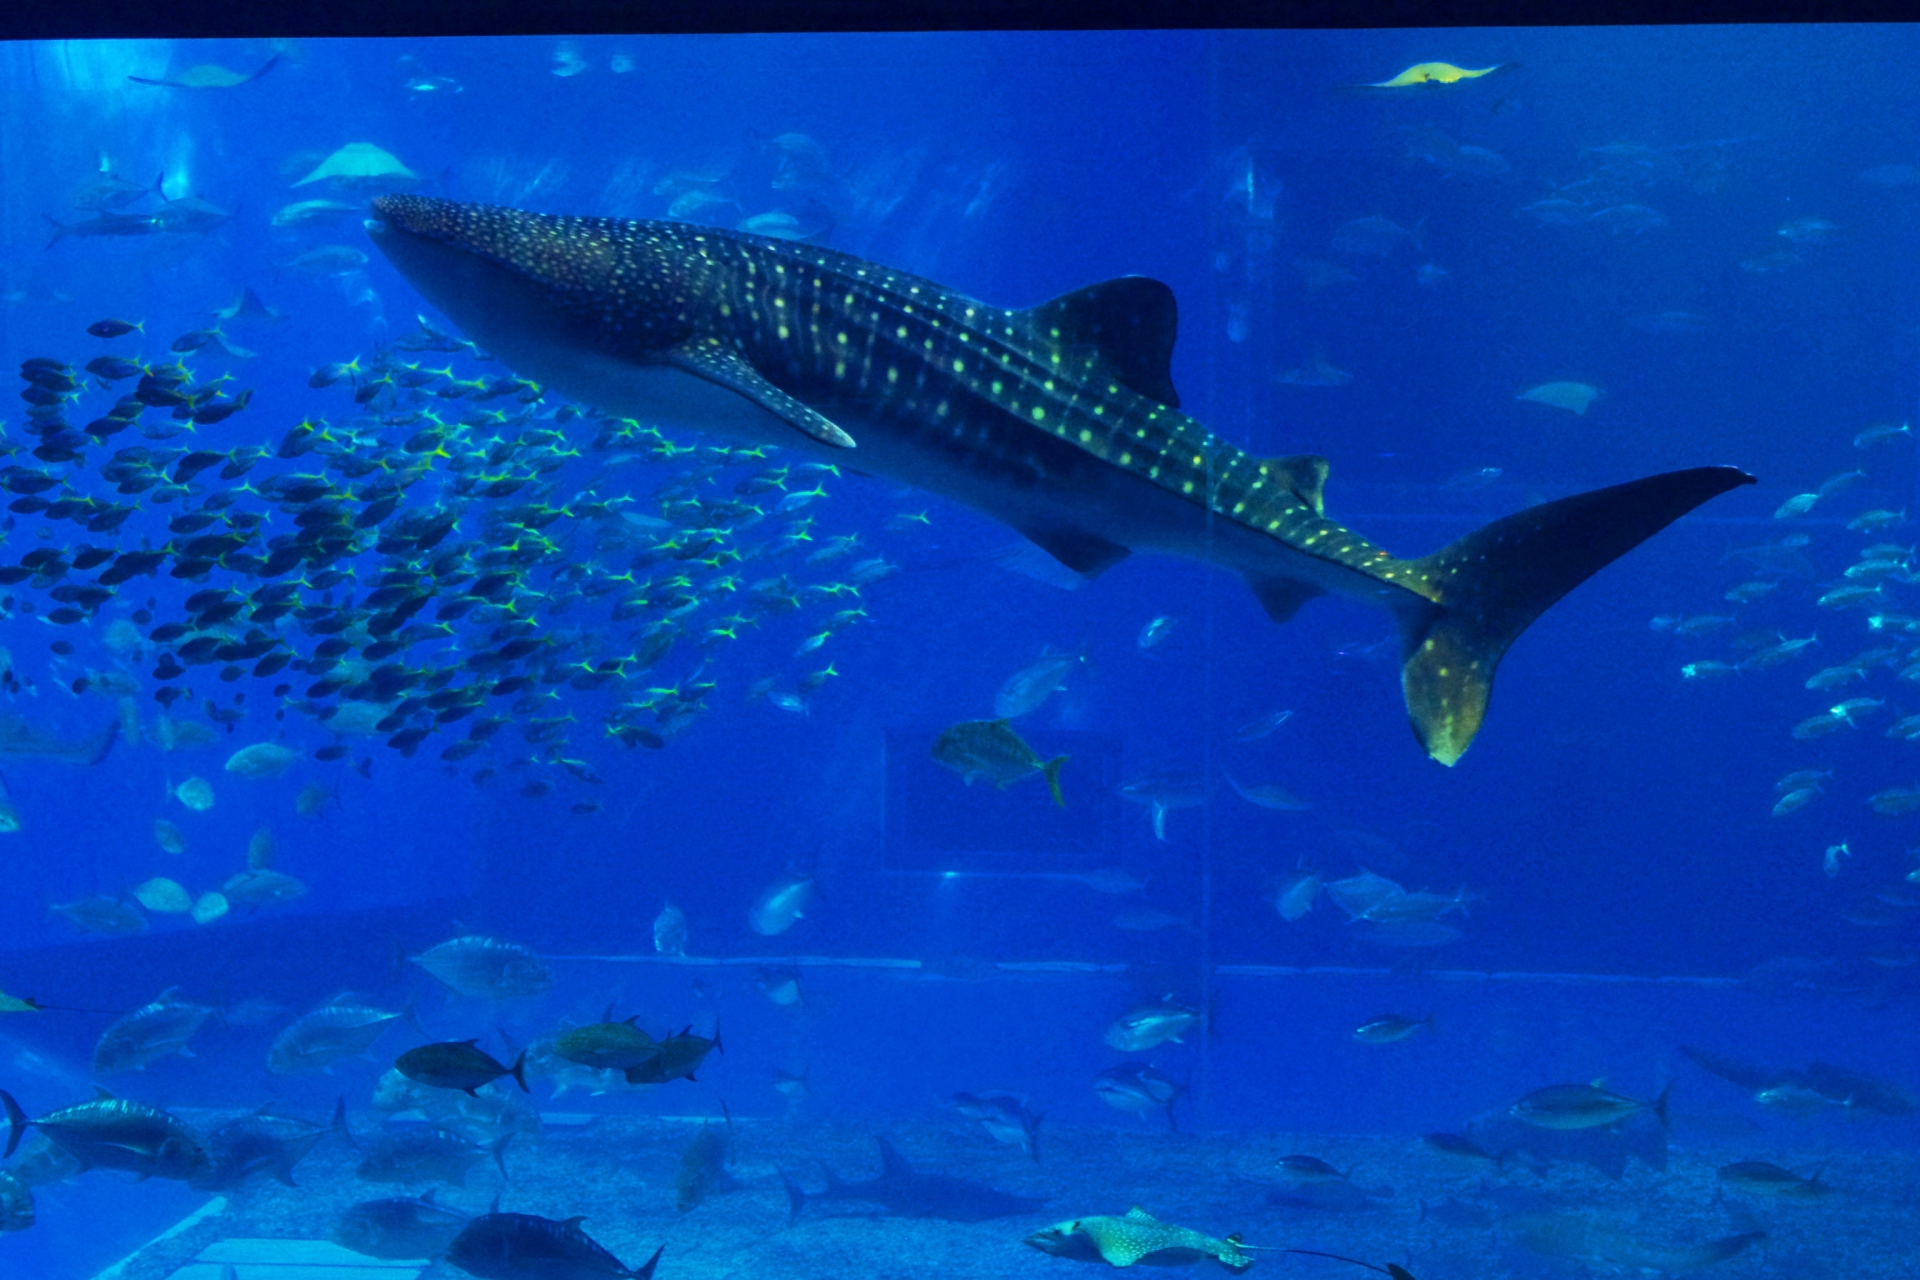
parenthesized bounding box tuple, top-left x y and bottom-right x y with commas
(1681, 1043, 1916, 1115)
(781, 1136, 1046, 1221)
(367, 195, 1753, 766)
(0, 716, 117, 765)
(447, 1211, 662, 1279)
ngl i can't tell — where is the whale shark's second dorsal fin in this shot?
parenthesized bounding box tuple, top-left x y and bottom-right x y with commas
(1021, 277, 1180, 408)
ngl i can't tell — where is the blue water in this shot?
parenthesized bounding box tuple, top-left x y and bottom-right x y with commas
(1, 26, 1917, 1277)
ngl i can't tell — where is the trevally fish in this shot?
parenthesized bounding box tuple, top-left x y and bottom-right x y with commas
(1, 1089, 211, 1181)
(749, 875, 814, 936)
(1094, 1063, 1182, 1131)
(411, 935, 552, 999)
(1510, 1081, 1671, 1131)
(447, 1212, 662, 1280)
(676, 1113, 742, 1213)
(91, 987, 216, 1074)
(1104, 999, 1204, 1052)
(333, 1191, 472, 1260)
(269, 993, 412, 1075)
(932, 719, 1067, 806)
(357, 1125, 512, 1187)
(951, 1092, 1042, 1162)
(996, 646, 1084, 718)
(191, 1106, 332, 1190)
(368, 195, 1752, 766)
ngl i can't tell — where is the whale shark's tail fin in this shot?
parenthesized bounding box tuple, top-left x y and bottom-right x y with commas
(1396, 466, 1754, 765)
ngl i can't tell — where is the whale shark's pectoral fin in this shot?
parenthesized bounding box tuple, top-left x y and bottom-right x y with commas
(663, 338, 857, 449)
(1020, 526, 1132, 578)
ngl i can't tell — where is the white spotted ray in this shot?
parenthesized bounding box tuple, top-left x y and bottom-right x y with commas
(368, 196, 1753, 765)
(1024, 1206, 1255, 1271)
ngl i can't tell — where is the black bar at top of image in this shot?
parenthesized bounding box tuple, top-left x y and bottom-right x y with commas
(0, 0, 1911, 42)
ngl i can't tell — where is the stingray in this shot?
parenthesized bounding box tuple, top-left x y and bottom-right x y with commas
(294, 143, 419, 191)
(129, 54, 280, 89)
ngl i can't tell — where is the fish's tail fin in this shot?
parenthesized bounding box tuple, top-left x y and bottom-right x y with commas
(489, 1131, 514, 1180)
(629, 1245, 665, 1280)
(1395, 466, 1754, 765)
(0, 1089, 25, 1157)
(509, 1048, 529, 1093)
(331, 1095, 358, 1150)
(84, 719, 120, 766)
(1652, 1081, 1673, 1130)
(778, 1167, 808, 1221)
(1042, 755, 1068, 807)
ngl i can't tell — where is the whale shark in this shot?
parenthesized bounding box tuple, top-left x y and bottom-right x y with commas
(367, 195, 1753, 765)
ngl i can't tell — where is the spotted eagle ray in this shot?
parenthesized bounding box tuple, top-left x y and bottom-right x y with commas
(368, 196, 1753, 765)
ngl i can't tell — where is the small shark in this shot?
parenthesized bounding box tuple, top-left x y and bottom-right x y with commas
(780, 1136, 1045, 1222)
(369, 196, 1753, 765)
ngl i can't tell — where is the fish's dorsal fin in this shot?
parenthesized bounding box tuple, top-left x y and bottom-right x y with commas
(876, 1135, 913, 1175)
(93, 1086, 115, 1100)
(664, 338, 856, 449)
(1263, 454, 1329, 515)
(1020, 277, 1181, 408)
(564, 1215, 589, 1229)
(1124, 1206, 1157, 1222)
(1018, 527, 1132, 578)
(1245, 577, 1327, 624)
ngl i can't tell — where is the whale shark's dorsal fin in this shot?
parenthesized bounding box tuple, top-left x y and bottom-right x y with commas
(1021, 277, 1180, 408)
(1266, 454, 1329, 515)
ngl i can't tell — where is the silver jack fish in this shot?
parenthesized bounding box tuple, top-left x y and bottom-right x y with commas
(368, 196, 1753, 764)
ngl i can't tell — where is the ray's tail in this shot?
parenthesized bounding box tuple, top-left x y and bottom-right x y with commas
(1395, 465, 1754, 765)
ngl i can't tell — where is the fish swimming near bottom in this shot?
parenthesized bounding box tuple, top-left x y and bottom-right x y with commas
(446, 1212, 662, 1280)
(0, 1169, 31, 1232)
(1464, 1104, 1666, 1180)
(782, 1136, 1046, 1221)
(1025, 1207, 1255, 1271)
(1510, 1081, 1670, 1131)
(676, 1114, 743, 1213)
(1508, 1213, 1763, 1275)
(1, 1088, 210, 1181)
(357, 1126, 512, 1187)
(932, 719, 1067, 806)
(333, 1190, 472, 1260)
(368, 193, 1753, 766)
(1680, 1044, 1917, 1116)
(191, 1107, 331, 1190)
